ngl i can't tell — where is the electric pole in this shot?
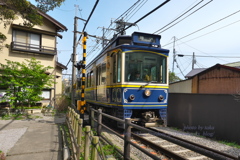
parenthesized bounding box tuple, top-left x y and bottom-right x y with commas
(192, 52, 196, 69)
(71, 16, 78, 107)
(98, 26, 106, 48)
(172, 36, 176, 73)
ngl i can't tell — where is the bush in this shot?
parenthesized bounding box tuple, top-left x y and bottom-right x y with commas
(56, 95, 70, 112)
(0, 151, 6, 160)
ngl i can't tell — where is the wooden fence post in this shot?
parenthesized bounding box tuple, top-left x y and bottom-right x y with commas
(97, 109, 102, 136)
(124, 118, 131, 160)
(84, 126, 91, 160)
(67, 107, 71, 118)
(91, 136, 99, 160)
(75, 114, 80, 137)
(70, 109, 74, 127)
(90, 108, 95, 128)
(72, 112, 76, 134)
(77, 118, 83, 158)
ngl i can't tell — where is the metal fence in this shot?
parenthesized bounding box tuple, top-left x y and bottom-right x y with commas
(168, 93, 240, 144)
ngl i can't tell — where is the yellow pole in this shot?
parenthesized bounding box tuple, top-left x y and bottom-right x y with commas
(78, 32, 87, 119)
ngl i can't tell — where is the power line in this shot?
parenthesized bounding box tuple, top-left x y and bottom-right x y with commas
(124, 0, 171, 32)
(163, 9, 240, 47)
(77, 0, 99, 43)
(154, 0, 206, 34)
(156, 0, 213, 34)
(177, 19, 240, 45)
(114, 0, 141, 22)
(126, 0, 148, 22)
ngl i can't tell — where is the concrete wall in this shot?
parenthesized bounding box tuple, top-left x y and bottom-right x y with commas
(169, 79, 192, 93)
(168, 93, 240, 144)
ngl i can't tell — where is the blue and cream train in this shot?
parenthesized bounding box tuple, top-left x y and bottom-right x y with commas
(76, 32, 169, 128)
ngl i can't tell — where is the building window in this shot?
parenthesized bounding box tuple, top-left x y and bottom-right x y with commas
(13, 30, 41, 51)
(41, 90, 51, 100)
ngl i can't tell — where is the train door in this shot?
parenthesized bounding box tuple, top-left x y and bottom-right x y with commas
(96, 61, 107, 102)
(111, 51, 122, 103)
(96, 65, 101, 101)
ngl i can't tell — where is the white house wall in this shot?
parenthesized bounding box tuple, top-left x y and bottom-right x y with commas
(169, 79, 192, 93)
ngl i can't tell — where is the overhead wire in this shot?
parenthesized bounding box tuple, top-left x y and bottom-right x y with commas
(86, 0, 153, 58)
(77, 0, 99, 44)
(154, 0, 206, 34)
(95, 0, 171, 53)
(123, 0, 171, 32)
(163, 9, 240, 47)
(178, 19, 240, 45)
(125, 0, 148, 22)
(114, 0, 141, 22)
(156, 0, 213, 34)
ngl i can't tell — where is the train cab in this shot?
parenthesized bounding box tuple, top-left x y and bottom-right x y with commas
(82, 32, 170, 128)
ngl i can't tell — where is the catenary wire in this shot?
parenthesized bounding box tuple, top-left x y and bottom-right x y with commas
(163, 9, 240, 47)
(154, 0, 205, 34)
(156, 0, 213, 34)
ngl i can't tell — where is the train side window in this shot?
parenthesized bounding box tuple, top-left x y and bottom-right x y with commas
(87, 73, 89, 87)
(112, 51, 122, 83)
(102, 63, 106, 85)
(90, 71, 93, 87)
(97, 65, 102, 86)
(113, 54, 117, 83)
(117, 51, 121, 83)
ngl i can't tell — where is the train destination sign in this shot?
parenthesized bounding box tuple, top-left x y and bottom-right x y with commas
(132, 32, 161, 46)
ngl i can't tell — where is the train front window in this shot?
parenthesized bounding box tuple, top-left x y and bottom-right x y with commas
(125, 51, 167, 83)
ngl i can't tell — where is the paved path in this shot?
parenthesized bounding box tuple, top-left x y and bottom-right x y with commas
(0, 113, 65, 160)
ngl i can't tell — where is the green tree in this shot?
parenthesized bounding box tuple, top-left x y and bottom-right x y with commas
(169, 71, 182, 83)
(0, 0, 65, 43)
(0, 58, 54, 110)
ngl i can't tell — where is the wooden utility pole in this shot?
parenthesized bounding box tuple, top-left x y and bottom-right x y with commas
(71, 16, 78, 107)
(172, 36, 176, 73)
(192, 52, 196, 69)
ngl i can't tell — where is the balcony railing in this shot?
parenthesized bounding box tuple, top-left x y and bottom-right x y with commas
(11, 41, 57, 55)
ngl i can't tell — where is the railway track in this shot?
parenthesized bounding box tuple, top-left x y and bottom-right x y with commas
(131, 127, 238, 160)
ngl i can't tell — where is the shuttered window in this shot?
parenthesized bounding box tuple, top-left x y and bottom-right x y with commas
(13, 30, 40, 50)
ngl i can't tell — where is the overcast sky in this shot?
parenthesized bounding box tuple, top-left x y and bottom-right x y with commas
(30, 0, 240, 79)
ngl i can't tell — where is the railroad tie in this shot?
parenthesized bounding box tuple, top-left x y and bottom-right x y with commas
(187, 156, 208, 160)
(173, 149, 190, 153)
(161, 144, 177, 147)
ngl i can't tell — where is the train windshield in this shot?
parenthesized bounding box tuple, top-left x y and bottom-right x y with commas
(125, 51, 167, 83)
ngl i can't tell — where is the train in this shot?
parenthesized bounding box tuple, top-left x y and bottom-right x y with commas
(76, 31, 169, 128)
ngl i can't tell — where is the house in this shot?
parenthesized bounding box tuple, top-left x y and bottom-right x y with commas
(169, 63, 240, 94)
(0, 6, 68, 107)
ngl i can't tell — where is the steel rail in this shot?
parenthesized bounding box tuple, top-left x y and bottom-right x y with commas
(150, 127, 238, 160)
(132, 132, 187, 160)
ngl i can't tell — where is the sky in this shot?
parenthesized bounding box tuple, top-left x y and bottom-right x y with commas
(30, 0, 240, 80)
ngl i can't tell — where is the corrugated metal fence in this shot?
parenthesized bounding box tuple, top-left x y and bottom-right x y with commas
(168, 93, 240, 144)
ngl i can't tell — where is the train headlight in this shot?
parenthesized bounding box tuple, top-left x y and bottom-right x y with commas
(144, 89, 151, 97)
(159, 95, 164, 101)
(129, 94, 135, 100)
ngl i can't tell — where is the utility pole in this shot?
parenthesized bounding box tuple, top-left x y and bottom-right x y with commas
(172, 36, 176, 73)
(71, 16, 78, 107)
(98, 26, 105, 48)
(115, 18, 136, 35)
(192, 52, 196, 69)
(97, 26, 116, 48)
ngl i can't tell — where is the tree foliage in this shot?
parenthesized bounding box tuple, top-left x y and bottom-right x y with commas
(0, 0, 65, 28)
(169, 71, 182, 83)
(0, 58, 54, 109)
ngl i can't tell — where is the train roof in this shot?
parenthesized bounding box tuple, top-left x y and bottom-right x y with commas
(86, 32, 169, 67)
